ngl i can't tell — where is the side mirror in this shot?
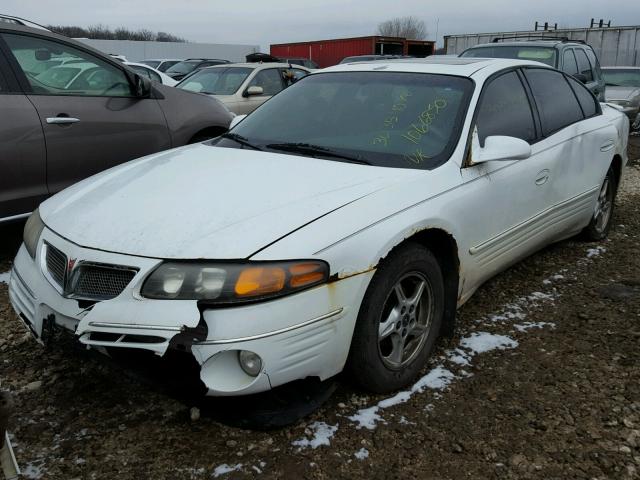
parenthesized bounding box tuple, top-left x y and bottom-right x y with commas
(35, 49, 51, 61)
(229, 114, 247, 129)
(471, 134, 531, 164)
(244, 85, 264, 97)
(573, 73, 588, 84)
(131, 73, 152, 98)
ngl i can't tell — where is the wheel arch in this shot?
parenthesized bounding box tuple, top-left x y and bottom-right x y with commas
(611, 154, 622, 191)
(378, 227, 460, 338)
(188, 126, 228, 144)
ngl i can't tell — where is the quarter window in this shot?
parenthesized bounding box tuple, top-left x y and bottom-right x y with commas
(249, 69, 284, 95)
(574, 49, 594, 82)
(524, 68, 584, 136)
(562, 50, 579, 76)
(2, 33, 132, 97)
(566, 75, 598, 118)
(475, 71, 536, 146)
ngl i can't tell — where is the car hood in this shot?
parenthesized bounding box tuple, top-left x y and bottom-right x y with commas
(605, 86, 640, 101)
(40, 144, 419, 259)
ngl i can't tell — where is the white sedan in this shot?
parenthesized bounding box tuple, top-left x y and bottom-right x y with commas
(9, 58, 628, 397)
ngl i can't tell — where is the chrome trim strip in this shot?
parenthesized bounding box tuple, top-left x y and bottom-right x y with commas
(196, 307, 345, 345)
(470, 187, 598, 256)
(87, 322, 182, 332)
(0, 212, 30, 224)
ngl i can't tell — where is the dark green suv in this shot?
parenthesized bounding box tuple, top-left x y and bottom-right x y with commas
(460, 38, 606, 101)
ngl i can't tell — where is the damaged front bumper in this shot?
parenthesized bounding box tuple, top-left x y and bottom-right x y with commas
(9, 228, 372, 396)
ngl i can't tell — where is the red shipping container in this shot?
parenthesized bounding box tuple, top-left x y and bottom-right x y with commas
(271, 36, 435, 68)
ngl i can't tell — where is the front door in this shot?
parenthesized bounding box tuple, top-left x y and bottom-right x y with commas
(1, 32, 171, 194)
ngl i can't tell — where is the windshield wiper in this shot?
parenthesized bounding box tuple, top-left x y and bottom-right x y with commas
(605, 82, 620, 86)
(266, 142, 371, 165)
(221, 132, 262, 151)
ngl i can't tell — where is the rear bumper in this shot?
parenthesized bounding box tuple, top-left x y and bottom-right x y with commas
(9, 228, 373, 396)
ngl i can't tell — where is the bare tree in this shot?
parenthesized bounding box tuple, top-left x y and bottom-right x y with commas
(377, 16, 427, 40)
(47, 24, 186, 42)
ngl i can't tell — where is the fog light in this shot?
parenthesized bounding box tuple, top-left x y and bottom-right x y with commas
(238, 350, 262, 377)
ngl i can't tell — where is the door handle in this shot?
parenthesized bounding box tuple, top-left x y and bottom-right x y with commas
(46, 116, 80, 125)
(535, 169, 550, 186)
(600, 140, 615, 152)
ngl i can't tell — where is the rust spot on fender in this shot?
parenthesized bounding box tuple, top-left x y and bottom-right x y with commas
(328, 265, 377, 283)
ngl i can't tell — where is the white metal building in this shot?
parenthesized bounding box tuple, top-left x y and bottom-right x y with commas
(74, 38, 260, 63)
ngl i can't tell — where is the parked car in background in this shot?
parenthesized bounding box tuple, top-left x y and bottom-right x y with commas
(164, 58, 230, 81)
(277, 57, 318, 69)
(125, 62, 178, 86)
(602, 66, 640, 130)
(139, 58, 181, 72)
(0, 21, 233, 221)
(460, 39, 606, 101)
(9, 58, 627, 401)
(176, 62, 310, 114)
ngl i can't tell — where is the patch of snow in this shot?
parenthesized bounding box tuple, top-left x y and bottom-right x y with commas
(398, 415, 416, 425)
(460, 332, 518, 355)
(349, 366, 455, 429)
(354, 448, 369, 460)
(213, 464, 243, 478)
(0, 271, 10, 284)
(292, 422, 338, 449)
(22, 463, 46, 479)
(513, 321, 556, 332)
(586, 246, 606, 258)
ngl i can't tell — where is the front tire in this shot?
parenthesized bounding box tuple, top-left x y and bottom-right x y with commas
(347, 243, 444, 393)
(582, 166, 616, 241)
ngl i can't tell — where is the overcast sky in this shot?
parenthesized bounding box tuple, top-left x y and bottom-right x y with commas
(4, 0, 639, 50)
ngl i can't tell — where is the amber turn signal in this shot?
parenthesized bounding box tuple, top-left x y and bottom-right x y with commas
(289, 263, 326, 288)
(235, 267, 286, 297)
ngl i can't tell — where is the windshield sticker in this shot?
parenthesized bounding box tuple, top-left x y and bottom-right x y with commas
(401, 98, 447, 145)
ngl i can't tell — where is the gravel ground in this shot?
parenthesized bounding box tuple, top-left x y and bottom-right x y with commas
(0, 137, 639, 479)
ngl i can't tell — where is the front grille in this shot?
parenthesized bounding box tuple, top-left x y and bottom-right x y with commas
(71, 264, 137, 300)
(45, 243, 67, 288)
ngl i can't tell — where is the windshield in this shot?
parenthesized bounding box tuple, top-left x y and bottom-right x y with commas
(602, 69, 640, 87)
(461, 46, 557, 66)
(177, 67, 253, 95)
(214, 71, 474, 170)
(165, 60, 200, 75)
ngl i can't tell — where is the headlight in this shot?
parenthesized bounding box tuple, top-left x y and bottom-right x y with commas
(23, 209, 45, 259)
(141, 260, 329, 303)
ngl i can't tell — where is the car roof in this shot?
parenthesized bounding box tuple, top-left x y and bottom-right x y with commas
(202, 62, 310, 70)
(602, 66, 640, 70)
(143, 58, 181, 62)
(320, 57, 550, 78)
(468, 40, 585, 49)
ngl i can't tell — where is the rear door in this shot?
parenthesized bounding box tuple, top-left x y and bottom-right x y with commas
(0, 45, 46, 219)
(0, 32, 171, 195)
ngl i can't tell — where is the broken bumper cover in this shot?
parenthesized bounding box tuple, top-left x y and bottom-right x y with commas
(9, 228, 373, 396)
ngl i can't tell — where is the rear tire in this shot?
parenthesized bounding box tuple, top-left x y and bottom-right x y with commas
(582, 166, 616, 241)
(347, 243, 444, 393)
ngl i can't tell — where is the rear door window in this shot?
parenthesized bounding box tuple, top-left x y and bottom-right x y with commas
(475, 70, 536, 146)
(566, 75, 598, 118)
(562, 50, 579, 76)
(524, 68, 584, 136)
(574, 49, 594, 82)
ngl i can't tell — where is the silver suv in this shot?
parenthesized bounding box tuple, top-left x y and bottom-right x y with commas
(460, 38, 606, 101)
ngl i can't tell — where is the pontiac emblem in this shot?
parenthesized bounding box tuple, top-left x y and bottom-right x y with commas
(67, 258, 77, 272)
